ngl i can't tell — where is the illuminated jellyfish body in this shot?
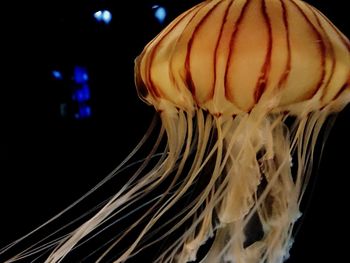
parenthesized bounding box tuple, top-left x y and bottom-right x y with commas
(2, 0, 350, 263)
(131, 0, 350, 261)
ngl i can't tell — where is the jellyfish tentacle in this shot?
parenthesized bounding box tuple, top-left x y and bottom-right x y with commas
(140, 111, 230, 262)
(44, 118, 171, 263)
(148, 109, 298, 263)
(204, 113, 292, 263)
(1, 115, 160, 262)
(98, 111, 189, 262)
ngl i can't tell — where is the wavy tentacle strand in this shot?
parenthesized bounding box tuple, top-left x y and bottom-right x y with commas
(149, 100, 345, 263)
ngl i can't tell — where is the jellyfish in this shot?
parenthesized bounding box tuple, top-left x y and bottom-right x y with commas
(2, 0, 349, 263)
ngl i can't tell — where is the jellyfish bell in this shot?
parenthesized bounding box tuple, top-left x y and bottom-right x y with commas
(135, 0, 349, 116)
(1, 0, 349, 263)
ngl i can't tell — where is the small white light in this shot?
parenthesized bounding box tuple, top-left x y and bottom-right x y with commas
(102, 10, 112, 24)
(154, 7, 167, 24)
(94, 10, 103, 22)
(94, 10, 112, 24)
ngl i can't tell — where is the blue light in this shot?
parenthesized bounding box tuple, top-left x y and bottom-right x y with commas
(81, 84, 91, 100)
(73, 66, 89, 84)
(69, 65, 93, 120)
(52, 70, 62, 80)
(94, 11, 103, 21)
(75, 105, 92, 119)
(72, 84, 91, 102)
(153, 6, 167, 24)
(94, 10, 112, 24)
(102, 10, 112, 24)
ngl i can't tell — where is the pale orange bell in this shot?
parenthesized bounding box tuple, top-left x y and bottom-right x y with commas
(136, 0, 349, 116)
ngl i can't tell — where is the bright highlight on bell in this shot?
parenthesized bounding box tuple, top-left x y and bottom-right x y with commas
(2, 0, 349, 263)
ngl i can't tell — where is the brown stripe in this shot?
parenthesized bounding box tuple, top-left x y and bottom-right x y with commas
(289, 0, 327, 100)
(254, 0, 273, 103)
(224, 0, 251, 102)
(143, 51, 159, 98)
(136, 51, 156, 98)
(306, 5, 336, 102)
(147, 3, 205, 98)
(277, 0, 291, 89)
(135, 57, 149, 103)
(333, 82, 349, 101)
(211, 0, 236, 102)
(313, 7, 350, 99)
(185, 0, 223, 98)
(168, 3, 206, 95)
(312, 6, 350, 52)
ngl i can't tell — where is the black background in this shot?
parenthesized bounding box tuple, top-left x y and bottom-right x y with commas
(1, 0, 349, 262)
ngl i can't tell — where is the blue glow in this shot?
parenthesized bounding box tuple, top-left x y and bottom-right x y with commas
(94, 10, 112, 24)
(72, 84, 91, 102)
(73, 66, 89, 84)
(102, 10, 112, 24)
(154, 6, 166, 24)
(72, 66, 92, 119)
(94, 11, 103, 21)
(75, 105, 92, 119)
(52, 70, 62, 80)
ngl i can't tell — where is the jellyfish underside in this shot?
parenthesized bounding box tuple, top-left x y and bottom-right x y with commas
(2, 0, 350, 263)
